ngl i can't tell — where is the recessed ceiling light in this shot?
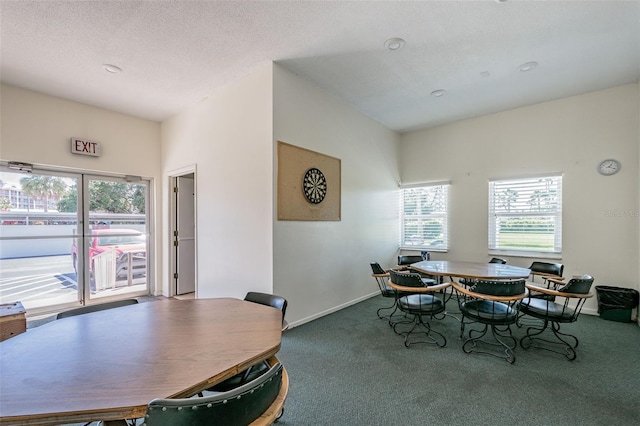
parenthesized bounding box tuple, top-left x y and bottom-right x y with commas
(519, 61, 538, 72)
(431, 89, 447, 98)
(103, 64, 123, 74)
(384, 37, 405, 51)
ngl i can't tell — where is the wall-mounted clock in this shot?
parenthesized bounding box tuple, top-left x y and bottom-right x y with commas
(598, 159, 621, 176)
(303, 168, 327, 204)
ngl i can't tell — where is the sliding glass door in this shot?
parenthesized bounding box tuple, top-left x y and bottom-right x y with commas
(83, 175, 149, 302)
(0, 166, 150, 314)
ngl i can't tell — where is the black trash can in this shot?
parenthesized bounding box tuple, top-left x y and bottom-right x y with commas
(595, 286, 639, 323)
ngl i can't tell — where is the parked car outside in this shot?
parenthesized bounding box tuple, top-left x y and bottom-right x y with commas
(71, 228, 146, 279)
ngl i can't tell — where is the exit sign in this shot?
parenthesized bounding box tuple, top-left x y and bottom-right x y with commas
(71, 137, 102, 157)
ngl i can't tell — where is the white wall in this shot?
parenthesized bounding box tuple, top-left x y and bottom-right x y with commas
(273, 65, 400, 325)
(400, 84, 640, 315)
(1, 85, 160, 177)
(160, 64, 274, 299)
(0, 84, 162, 292)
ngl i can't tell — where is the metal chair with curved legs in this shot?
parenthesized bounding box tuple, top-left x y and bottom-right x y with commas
(519, 275, 594, 361)
(527, 261, 565, 299)
(453, 279, 527, 364)
(388, 270, 450, 348)
(397, 255, 437, 284)
(528, 261, 564, 282)
(370, 262, 396, 319)
(396, 255, 424, 269)
(370, 262, 407, 323)
(516, 261, 565, 327)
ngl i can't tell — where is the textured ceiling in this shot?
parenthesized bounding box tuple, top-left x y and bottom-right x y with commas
(1, 1, 639, 133)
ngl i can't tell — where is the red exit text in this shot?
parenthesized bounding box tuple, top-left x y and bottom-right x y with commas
(70, 137, 102, 157)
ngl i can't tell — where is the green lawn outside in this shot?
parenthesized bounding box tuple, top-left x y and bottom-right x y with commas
(497, 232, 554, 250)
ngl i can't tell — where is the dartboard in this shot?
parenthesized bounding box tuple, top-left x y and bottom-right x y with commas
(302, 168, 327, 204)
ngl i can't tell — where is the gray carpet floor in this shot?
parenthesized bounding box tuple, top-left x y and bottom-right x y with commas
(276, 295, 640, 426)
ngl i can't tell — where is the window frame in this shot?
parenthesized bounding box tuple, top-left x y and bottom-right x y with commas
(400, 181, 449, 251)
(488, 174, 562, 256)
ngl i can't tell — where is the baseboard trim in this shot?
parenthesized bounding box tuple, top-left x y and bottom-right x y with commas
(287, 291, 379, 329)
(286, 294, 607, 329)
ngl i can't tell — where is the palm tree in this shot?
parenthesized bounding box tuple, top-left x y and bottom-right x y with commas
(0, 196, 11, 211)
(19, 175, 67, 212)
(497, 188, 518, 212)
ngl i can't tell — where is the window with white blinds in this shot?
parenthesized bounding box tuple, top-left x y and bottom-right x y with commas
(489, 175, 562, 254)
(400, 183, 449, 250)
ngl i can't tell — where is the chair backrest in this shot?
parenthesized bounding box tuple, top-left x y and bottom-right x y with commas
(390, 269, 425, 288)
(529, 261, 564, 277)
(244, 292, 288, 330)
(56, 299, 138, 320)
(489, 257, 507, 264)
(397, 255, 423, 266)
(370, 262, 386, 275)
(558, 275, 594, 295)
(245, 291, 287, 315)
(145, 362, 284, 426)
(470, 279, 526, 297)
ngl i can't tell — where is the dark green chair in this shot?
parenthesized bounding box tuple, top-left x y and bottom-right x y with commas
(528, 261, 564, 281)
(388, 270, 450, 348)
(527, 261, 565, 298)
(397, 255, 437, 285)
(371, 262, 417, 326)
(397, 255, 424, 268)
(519, 275, 594, 361)
(56, 298, 138, 320)
(244, 291, 288, 332)
(370, 262, 395, 319)
(453, 279, 527, 363)
(370, 262, 400, 321)
(145, 361, 285, 426)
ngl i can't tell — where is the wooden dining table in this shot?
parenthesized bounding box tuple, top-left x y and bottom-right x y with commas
(409, 260, 531, 281)
(0, 298, 282, 426)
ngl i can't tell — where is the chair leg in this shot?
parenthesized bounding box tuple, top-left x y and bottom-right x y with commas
(390, 313, 413, 333)
(516, 311, 544, 328)
(551, 321, 579, 349)
(376, 294, 410, 327)
(275, 407, 284, 422)
(461, 323, 518, 364)
(392, 313, 414, 335)
(376, 300, 396, 319)
(520, 320, 579, 361)
(442, 291, 463, 323)
(393, 314, 446, 348)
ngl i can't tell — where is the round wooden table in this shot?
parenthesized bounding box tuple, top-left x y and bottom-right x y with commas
(0, 298, 282, 425)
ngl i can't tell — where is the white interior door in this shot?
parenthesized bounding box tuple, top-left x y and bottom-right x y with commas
(175, 175, 195, 295)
